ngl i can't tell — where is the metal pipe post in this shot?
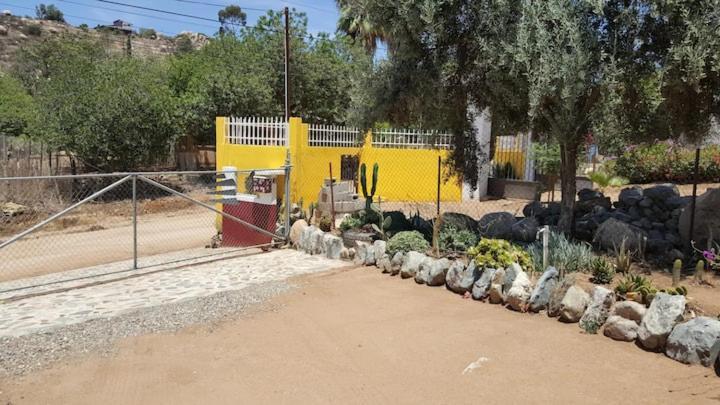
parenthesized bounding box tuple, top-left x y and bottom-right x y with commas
(284, 157, 292, 239)
(328, 162, 336, 230)
(688, 147, 701, 253)
(132, 174, 138, 269)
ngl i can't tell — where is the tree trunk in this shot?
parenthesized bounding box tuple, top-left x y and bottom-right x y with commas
(557, 140, 578, 234)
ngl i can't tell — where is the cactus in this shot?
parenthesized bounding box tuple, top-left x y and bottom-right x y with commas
(672, 259, 682, 287)
(360, 163, 378, 211)
(696, 260, 705, 283)
(308, 202, 316, 221)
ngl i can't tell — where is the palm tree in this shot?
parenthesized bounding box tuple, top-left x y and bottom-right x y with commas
(336, 0, 388, 53)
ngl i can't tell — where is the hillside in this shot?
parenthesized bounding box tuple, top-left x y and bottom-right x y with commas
(0, 14, 208, 71)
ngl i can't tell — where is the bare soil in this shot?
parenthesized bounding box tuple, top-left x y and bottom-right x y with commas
(2, 267, 718, 404)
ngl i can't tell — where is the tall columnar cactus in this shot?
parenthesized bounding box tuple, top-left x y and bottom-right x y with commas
(696, 260, 705, 283)
(360, 162, 378, 211)
(672, 259, 682, 287)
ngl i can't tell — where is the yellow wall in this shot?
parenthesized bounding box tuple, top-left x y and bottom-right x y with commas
(216, 117, 463, 209)
(493, 149, 526, 179)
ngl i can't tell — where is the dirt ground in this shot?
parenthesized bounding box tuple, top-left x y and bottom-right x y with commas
(2, 267, 718, 405)
(0, 205, 217, 282)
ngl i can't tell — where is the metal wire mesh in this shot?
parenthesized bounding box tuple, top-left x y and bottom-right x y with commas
(0, 170, 287, 285)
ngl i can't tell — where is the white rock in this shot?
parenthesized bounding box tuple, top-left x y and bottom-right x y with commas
(373, 240, 387, 266)
(389, 252, 404, 276)
(506, 270, 532, 311)
(415, 257, 435, 284)
(400, 251, 426, 279)
(354, 241, 371, 265)
(559, 286, 590, 323)
(323, 234, 343, 260)
(611, 301, 646, 324)
(289, 219, 308, 246)
(427, 258, 451, 286)
(579, 286, 615, 331)
(445, 261, 478, 294)
(665, 316, 720, 367)
(488, 268, 506, 304)
(638, 293, 686, 351)
(603, 315, 639, 342)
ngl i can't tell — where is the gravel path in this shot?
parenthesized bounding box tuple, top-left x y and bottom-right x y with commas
(0, 280, 292, 377)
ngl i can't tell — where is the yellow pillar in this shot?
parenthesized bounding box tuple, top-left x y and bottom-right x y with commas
(214, 116, 226, 231)
(288, 117, 304, 204)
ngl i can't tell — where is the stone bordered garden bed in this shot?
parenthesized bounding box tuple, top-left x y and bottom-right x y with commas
(289, 220, 720, 377)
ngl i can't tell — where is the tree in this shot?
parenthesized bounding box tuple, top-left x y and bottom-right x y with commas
(337, 0, 720, 233)
(36, 56, 179, 171)
(138, 28, 158, 39)
(218, 5, 246, 35)
(35, 4, 65, 22)
(0, 74, 39, 138)
(168, 10, 372, 143)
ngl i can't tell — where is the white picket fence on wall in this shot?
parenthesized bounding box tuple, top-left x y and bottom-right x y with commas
(372, 128, 453, 149)
(226, 117, 288, 147)
(308, 124, 362, 147)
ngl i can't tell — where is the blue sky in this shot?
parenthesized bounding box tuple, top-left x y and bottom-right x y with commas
(0, 0, 341, 37)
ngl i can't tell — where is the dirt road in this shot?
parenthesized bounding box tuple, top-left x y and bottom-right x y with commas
(0, 207, 217, 282)
(2, 267, 718, 404)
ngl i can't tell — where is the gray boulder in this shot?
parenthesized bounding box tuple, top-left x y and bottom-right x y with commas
(523, 201, 546, 218)
(323, 234, 343, 260)
(373, 240, 387, 266)
(389, 252, 404, 276)
(593, 218, 647, 251)
(679, 188, 720, 247)
(300, 225, 317, 252)
(415, 257, 435, 284)
(511, 217, 539, 243)
(579, 286, 615, 331)
(559, 286, 590, 323)
(665, 317, 720, 367)
(528, 267, 559, 312)
(472, 268, 497, 300)
(638, 293, 686, 351)
(400, 251, 427, 279)
(548, 273, 580, 317)
(289, 219, 308, 246)
(611, 301, 646, 323)
(488, 268, 506, 304)
(502, 262, 521, 295)
(478, 212, 516, 240)
(427, 258, 451, 286)
(506, 270, 533, 312)
(603, 315, 639, 342)
(445, 260, 478, 294)
(310, 228, 326, 255)
(377, 254, 392, 273)
(353, 241, 371, 265)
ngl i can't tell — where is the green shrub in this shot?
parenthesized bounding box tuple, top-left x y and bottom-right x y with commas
(25, 25, 42, 36)
(339, 215, 363, 231)
(528, 231, 594, 274)
(467, 238, 533, 271)
(386, 231, 430, 256)
(612, 142, 720, 184)
(438, 226, 478, 252)
(590, 256, 615, 284)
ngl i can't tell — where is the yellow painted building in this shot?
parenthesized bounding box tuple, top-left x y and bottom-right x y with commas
(215, 116, 463, 207)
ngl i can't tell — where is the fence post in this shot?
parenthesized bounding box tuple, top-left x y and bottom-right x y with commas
(284, 151, 292, 239)
(132, 174, 138, 270)
(687, 146, 701, 255)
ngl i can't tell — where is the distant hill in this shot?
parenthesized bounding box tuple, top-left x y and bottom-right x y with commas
(0, 14, 209, 71)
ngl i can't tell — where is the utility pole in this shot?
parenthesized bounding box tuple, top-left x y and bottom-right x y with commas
(284, 6, 290, 121)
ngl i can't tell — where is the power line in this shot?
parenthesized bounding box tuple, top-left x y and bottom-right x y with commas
(172, 0, 265, 12)
(96, 0, 223, 23)
(60, 0, 219, 30)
